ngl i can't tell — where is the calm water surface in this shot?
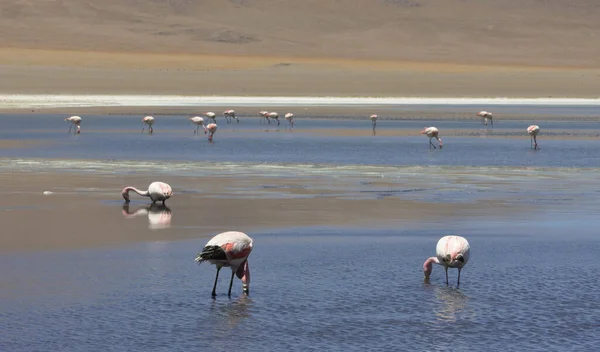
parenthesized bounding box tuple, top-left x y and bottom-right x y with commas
(2, 109, 600, 351)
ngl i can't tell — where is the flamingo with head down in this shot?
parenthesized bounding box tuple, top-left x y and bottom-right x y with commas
(268, 112, 280, 125)
(141, 116, 155, 134)
(420, 127, 443, 149)
(189, 116, 206, 135)
(423, 235, 471, 286)
(285, 113, 294, 128)
(476, 111, 493, 127)
(64, 116, 82, 134)
(527, 125, 540, 150)
(195, 231, 254, 297)
(224, 110, 239, 124)
(204, 112, 217, 124)
(204, 123, 218, 142)
(121, 181, 172, 205)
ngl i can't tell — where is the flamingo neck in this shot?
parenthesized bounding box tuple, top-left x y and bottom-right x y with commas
(124, 187, 149, 197)
(423, 256, 441, 278)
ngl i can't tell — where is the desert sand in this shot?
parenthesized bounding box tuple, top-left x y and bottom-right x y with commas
(1, 0, 600, 104)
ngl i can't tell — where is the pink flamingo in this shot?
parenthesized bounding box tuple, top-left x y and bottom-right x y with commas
(370, 114, 378, 129)
(268, 112, 280, 125)
(259, 111, 270, 124)
(420, 127, 443, 149)
(204, 112, 217, 123)
(141, 116, 155, 134)
(204, 122, 218, 142)
(121, 181, 172, 205)
(423, 235, 471, 286)
(189, 116, 206, 135)
(64, 116, 82, 134)
(224, 109, 239, 124)
(527, 125, 540, 149)
(195, 231, 253, 297)
(476, 111, 493, 127)
(285, 113, 294, 128)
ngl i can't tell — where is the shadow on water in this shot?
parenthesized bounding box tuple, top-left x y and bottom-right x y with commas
(122, 204, 172, 230)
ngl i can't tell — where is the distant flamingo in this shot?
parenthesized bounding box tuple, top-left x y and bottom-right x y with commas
(141, 116, 155, 134)
(423, 235, 471, 286)
(420, 127, 443, 149)
(64, 116, 82, 134)
(204, 112, 217, 123)
(121, 181, 172, 205)
(259, 111, 270, 124)
(268, 112, 280, 125)
(224, 109, 239, 124)
(370, 114, 378, 128)
(285, 113, 294, 128)
(195, 231, 254, 297)
(204, 123, 218, 142)
(189, 116, 206, 135)
(476, 111, 493, 127)
(527, 125, 540, 150)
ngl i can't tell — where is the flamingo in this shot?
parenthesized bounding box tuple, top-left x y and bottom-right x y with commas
(420, 127, 443, 149)
(476, 111, 493, 127)
(259, 111, 270, 124)
(122, 203, 172, 230)
(189, 116, 206, 135)
(285, 113, 294, 128)
(121, 181, 172, 205)
(370, 114, 378, 129)
(423, 235, 471, 286)
(195, 231, 253, 297)
(141, 116, 155, 134)
(204, 123, 218, 142)
(64, 116, 82, 134)
(204, 112, 217, 123)
(527, 125, 540, 150)
(224, 109, 239, 124)
(268, 112, 280, 125)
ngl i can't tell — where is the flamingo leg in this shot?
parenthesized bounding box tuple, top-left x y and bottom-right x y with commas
(236, 118, 239, 124)
(68, 124, 73, 134)
(445, 266, 449, 285)
(141, 126, 145, 133)
(534, 136, 538, 149)
(162, 199, 166, 206)
(212, 266, 222, 297)
(228, 270, 235, 297)
(429, 138, 436, 149)
(149, 126, 153, 134)
(457, 268, 462, 287)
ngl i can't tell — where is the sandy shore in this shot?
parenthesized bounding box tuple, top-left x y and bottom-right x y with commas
(0, 171, 524, 253)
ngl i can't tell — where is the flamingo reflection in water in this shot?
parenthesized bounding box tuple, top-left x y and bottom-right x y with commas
(122, 204, 172, 230)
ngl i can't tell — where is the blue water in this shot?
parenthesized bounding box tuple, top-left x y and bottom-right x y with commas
(1, 114, 600, 168)
(2, 109, 600, 351)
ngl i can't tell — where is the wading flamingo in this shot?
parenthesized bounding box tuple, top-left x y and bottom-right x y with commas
(259, 111, 270, 124)
(476, 111, 493, 127)
(527, 125, 540, 150)
(204, 123, 218, 142)
(268, 112, 280, 125)
(285, 113, 294, 128)
(204, 112, 217, 123)
(64, 116, 82, 134)
(370, 114, 378, 128)
(121, 181, 172, 205)
(423, 235, 471, 286)
(224, 109, 239, 124)
(141, 116, 155, 134)
(195, 231, 253, 297)
(420, 127, 443, 149)
(189, 116, 206, 135)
